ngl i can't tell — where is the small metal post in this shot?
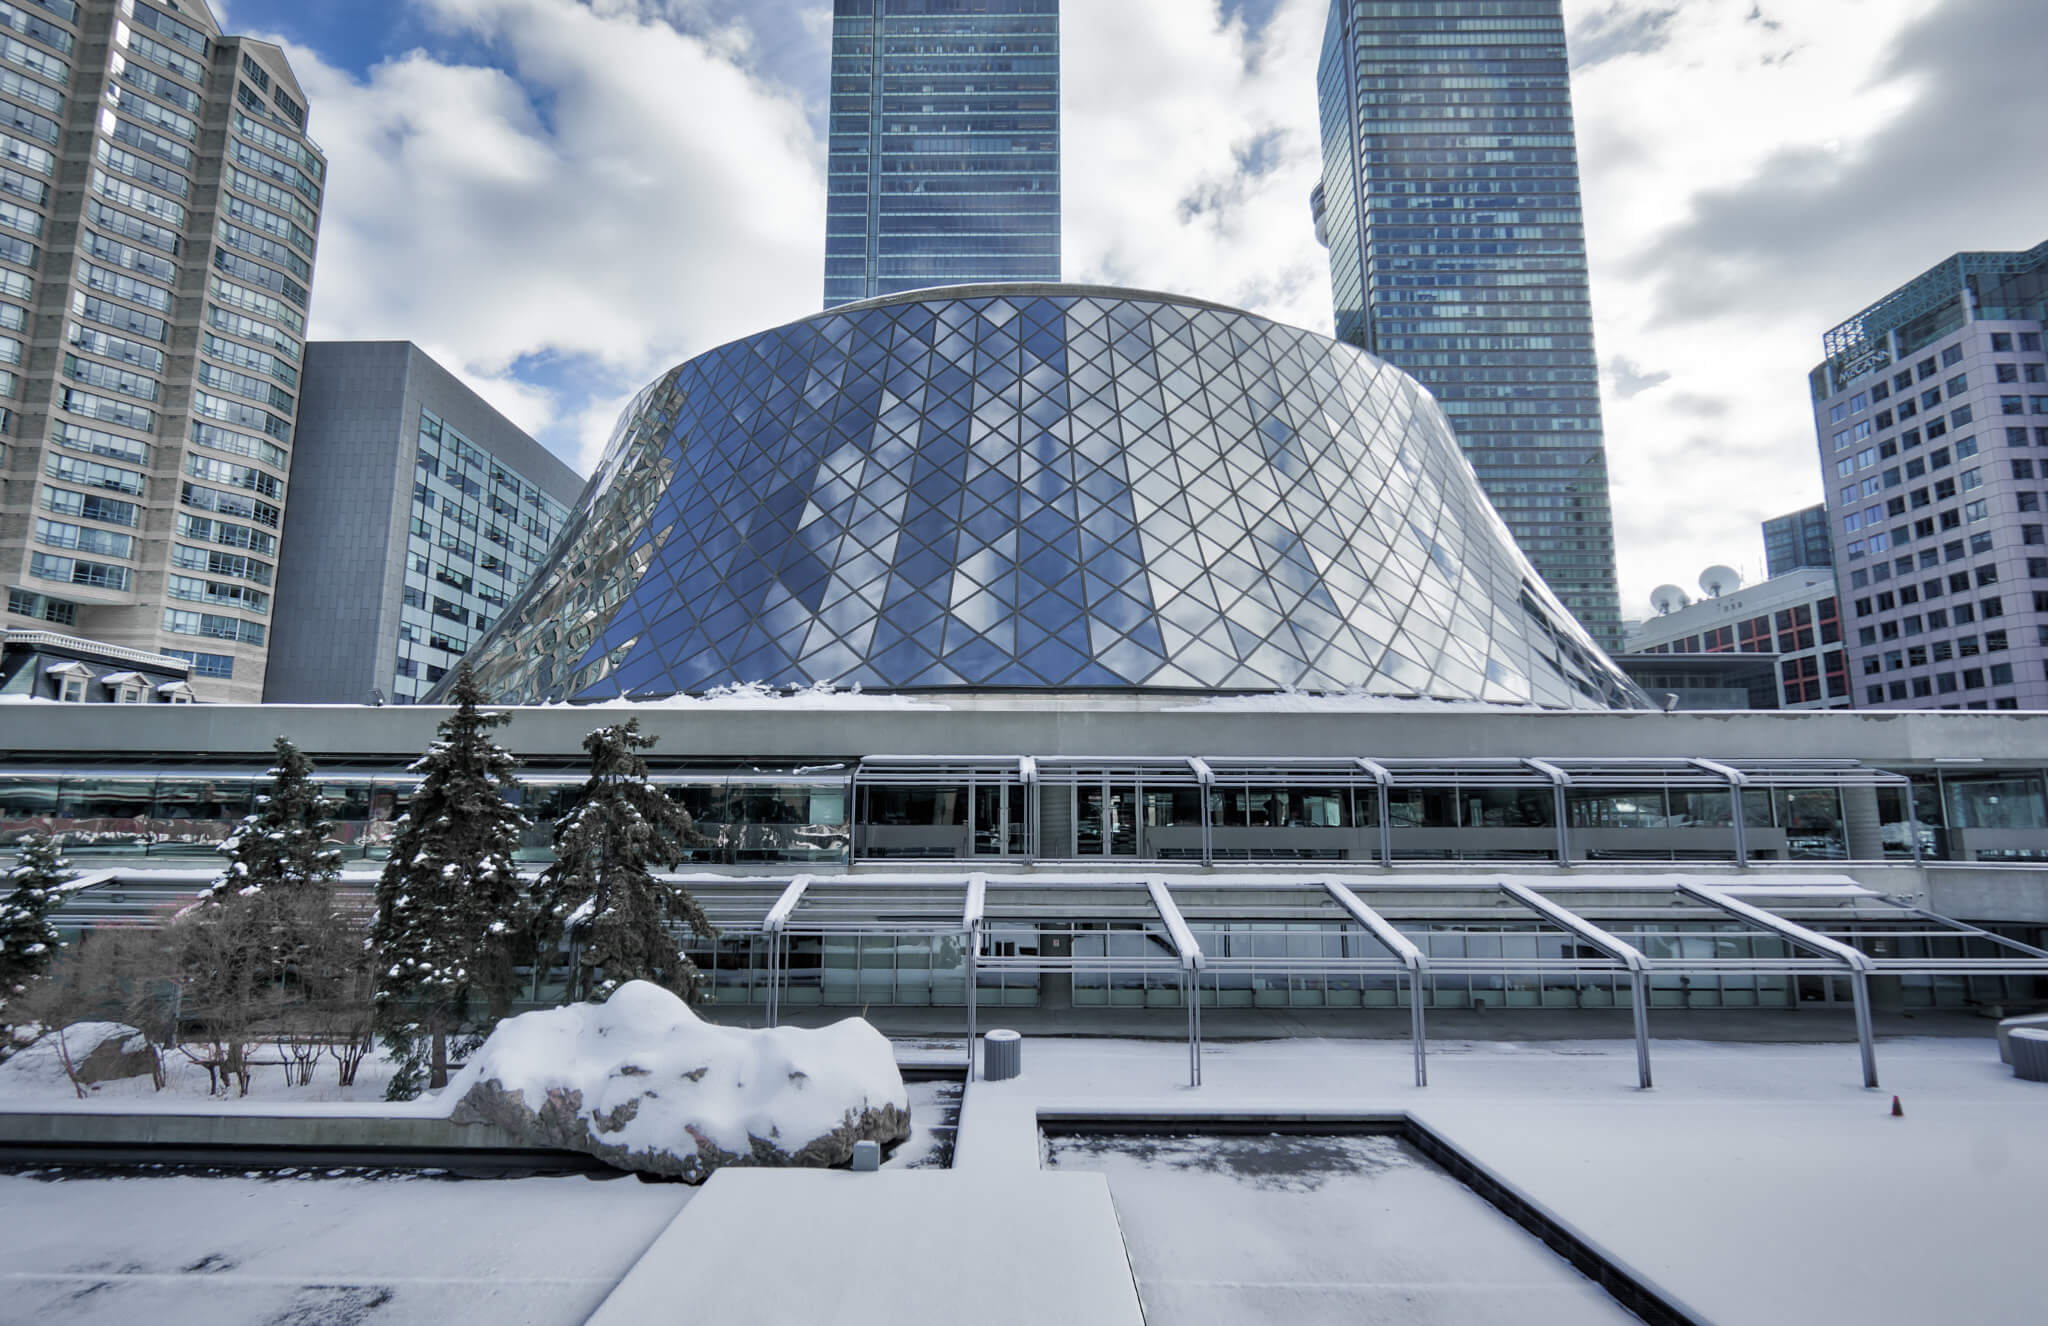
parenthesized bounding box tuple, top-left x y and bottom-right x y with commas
(1378, 783, 1393, 867)
(1730, 786, 1749, 869)
(1408, 968, 1428, 1087)
(767, 931, 782, 1028)
(965, 931, 979, 1081)
(1851, 970, 1880, 1089)
(1630, 969, 1653, 1089)
(1553, 782, 1570, 866)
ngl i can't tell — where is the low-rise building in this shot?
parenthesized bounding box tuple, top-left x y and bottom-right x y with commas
(1625, 567, 1848, 709)
(0, 628, 194, 703)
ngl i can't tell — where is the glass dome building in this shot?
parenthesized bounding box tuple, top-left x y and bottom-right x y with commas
(454, 285, 1645, 710)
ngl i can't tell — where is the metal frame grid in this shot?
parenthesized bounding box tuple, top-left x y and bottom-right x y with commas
(455, 288, 1645, 710)
(667, 871, 2048, 1093)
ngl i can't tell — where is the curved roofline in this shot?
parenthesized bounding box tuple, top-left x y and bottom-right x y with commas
(821, 282, 1261, 321)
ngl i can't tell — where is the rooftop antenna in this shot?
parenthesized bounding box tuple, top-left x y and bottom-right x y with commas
(1699, 565, 1741, 599)
(1649, 584, 1688, 616)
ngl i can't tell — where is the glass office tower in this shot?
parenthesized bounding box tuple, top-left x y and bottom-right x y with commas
(823, 0, 1060, 309)
(1314, 0, 1623, 651)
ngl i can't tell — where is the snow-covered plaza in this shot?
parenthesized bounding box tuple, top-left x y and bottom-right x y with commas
(3, 1031, 2044, 1325)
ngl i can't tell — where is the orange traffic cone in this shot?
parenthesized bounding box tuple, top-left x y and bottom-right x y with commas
(1890, 1095, 1903, 1117)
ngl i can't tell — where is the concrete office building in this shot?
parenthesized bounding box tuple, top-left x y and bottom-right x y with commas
(1810, 241, 2048, 710)
(1763, 504, 1833, 578)
(1311, 0, 1623, 652)
(1624, 566, 1849, 710)
(0, 0, 323, 701)
(823, 0, 1059, 309)
(263, 342, 579, 705)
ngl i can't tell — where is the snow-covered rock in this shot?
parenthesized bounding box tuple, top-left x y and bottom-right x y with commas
(445, 982, 909, 1180)
(0, 1022, 158, 1089)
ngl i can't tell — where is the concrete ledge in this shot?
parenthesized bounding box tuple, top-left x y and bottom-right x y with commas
(0, 1108, 604, 1170)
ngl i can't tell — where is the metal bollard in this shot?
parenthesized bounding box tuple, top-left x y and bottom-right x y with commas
(983, 1028, 1022, 1081)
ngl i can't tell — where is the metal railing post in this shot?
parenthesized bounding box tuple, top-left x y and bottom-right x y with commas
(1851, 970, 1880, 1089)
(1631, 969, 1653, 1089)
(1409, 969, 1428, 1088)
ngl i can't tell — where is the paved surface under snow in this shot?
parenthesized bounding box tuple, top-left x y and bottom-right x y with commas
(964, 1035, 2048, 1325)
(0, 1170, 689, 1325)
(1046, 1131, 1636, 1324)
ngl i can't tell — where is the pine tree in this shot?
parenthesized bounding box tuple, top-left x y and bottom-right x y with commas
(371, 663, 533, 1098)
(534, 719, 716, 1004)
(202, 736, 342, 903)
(2, 834, 71, 1038)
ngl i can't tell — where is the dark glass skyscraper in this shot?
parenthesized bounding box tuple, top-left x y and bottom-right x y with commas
(1314, 0, 1622, 650)
(823, 0, 1060, 309)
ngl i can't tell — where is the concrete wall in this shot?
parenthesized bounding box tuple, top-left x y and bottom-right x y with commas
(263, 344, 584, 704)
(8, 692, 2048, 766)
(263, 343, 412, 704)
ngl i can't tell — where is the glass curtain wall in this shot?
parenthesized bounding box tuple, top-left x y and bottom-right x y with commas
(824, 0, 1061, 308)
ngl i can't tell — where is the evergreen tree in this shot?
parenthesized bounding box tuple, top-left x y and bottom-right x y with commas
(371, 663, 533, 1098)
(2, 834, 71, 1037)
(534, 720, 716, 1004)
(202, 736, 342, 903)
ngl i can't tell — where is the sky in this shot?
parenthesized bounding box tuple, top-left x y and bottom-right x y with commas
(215, 0, 2048, 622)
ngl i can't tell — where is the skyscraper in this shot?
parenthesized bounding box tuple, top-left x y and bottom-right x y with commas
(0, 0, 323, 701)
(1313, 0, 1622, 651)
(263, 343, 579, 706)
(823, 0, 1059, 309)
(1762, 504, 1834, 578)
(1810, 241, 2048, 710)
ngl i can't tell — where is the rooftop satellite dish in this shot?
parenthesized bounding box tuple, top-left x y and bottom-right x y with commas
(1699, 565, 1741, 598)
(1649, 584, 1688, 616)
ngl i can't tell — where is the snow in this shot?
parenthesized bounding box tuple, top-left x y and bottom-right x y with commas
(0, 1032, 403, 1106)
(560, 680, 948, 710)
(0, 1170, 691, 1326)
(1045, 1131, 1636, 1324)
(586, 1169, 1144, 1326)
(960, 1035, 2048, 1326)
(0, 1023, 148, 1092)
(446, 981, 907, 1163)
(1165, 687, 1543, 713)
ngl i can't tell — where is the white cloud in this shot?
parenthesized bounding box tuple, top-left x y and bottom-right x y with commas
(267, 0, 826, 473)
(263, 0, 2044, 633)
(1061, 0, 1332, 331)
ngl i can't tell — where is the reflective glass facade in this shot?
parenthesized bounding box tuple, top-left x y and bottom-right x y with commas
(1314, 0, 1621, 652)
(454, 284, 1642, 709)
(1762, 504, 1834, 578)
(395, 408, 573, 702)
(823, 0, 1059, 309)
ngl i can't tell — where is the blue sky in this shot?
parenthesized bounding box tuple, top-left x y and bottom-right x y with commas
(225, 0, 2048, 612)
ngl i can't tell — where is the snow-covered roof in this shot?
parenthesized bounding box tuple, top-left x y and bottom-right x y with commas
(99, 671, 147, 687)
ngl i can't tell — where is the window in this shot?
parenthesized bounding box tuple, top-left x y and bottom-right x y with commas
(2004, 396, 2026, 415)
(1992, 333, 2014, 353)
(1965, 500, 1989, 522)
(1999, 364, 2020, 384)
(2030, 365, 2047, 384)
(1942, 345, 1964, 367)
(2023, 333, 2043, 353)
(2022, 493, 2041, 513)
(1919, 358, 1938, 380)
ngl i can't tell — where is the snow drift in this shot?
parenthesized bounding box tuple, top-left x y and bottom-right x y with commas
(0, 1022, 158, 1089)
(445, 982, 909, 1180)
